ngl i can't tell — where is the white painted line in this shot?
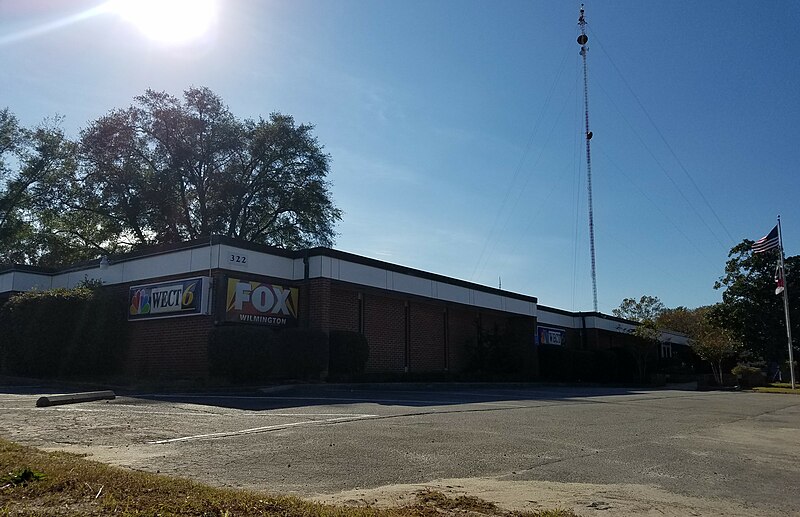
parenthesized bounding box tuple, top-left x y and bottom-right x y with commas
(142, 394, 490, 405)
(149, 414, 376, 444)
(6, 406, 378, 418)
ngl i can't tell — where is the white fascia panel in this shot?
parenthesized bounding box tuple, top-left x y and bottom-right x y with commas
(472, 290, 503, 311)
(189, 247, 213, 273)
(218, 245, 295, 280)
(503, 297, 536, 317)
(292, 258, 304, 279)
(585, 316, 636, 333)
(9, 272, 53, 292)
(434, 282, 471, 305)
(338, 261, 388, 289)
(391, 272, 433, 298)
(0, 272, 13, 293)
(537, 309, 577, 328)
(120, 250, 195, 283)
(306, 256, 324, 278)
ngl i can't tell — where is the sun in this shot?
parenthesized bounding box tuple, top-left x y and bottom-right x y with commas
(108, 0, 218, 44)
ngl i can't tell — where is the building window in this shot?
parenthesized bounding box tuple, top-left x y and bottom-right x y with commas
(661, 343, 672, 359)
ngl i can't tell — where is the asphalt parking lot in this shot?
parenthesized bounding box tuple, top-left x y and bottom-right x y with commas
(2, 383, 800, 516)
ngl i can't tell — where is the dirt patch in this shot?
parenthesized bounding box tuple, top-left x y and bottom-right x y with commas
(311, 477, 755, 517)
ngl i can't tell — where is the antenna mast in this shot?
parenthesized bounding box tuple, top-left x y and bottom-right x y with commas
(578, 4, 598, 312)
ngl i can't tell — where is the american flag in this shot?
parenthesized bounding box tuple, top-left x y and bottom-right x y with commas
(752, 225, 779, 253)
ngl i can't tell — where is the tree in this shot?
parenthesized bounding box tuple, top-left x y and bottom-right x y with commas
(613, 295, 665, 323)
(614, 295, 669, 381)
(656, 306, 701, 336)
(630, 318, 661, 381)
(713, 240, 798, 363)
(690, 306, 741, 385)
(77, 87, 341, 250)
(0, 88, 342, 266)
(0, 112, 81, 265)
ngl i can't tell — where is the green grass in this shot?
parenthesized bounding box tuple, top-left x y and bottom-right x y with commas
(0, 438, 578, 517)
(751, 382, 800, 394)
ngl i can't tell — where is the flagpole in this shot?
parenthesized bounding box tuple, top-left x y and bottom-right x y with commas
(777, 215, 796, 389)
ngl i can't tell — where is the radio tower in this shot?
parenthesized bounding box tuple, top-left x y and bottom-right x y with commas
(578, 4, 598, 312)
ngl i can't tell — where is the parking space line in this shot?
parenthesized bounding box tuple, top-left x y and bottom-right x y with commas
(149, 414, 377, 444)
(138, 394, 494, 405)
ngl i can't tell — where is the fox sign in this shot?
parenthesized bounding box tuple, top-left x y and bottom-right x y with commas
(128, 277, 208, 320)
(225, 277, 299, 327)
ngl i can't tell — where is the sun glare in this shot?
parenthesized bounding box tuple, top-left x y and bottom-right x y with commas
(108, 0, 218, 44)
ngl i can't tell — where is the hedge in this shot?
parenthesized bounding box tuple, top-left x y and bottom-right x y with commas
(0, 285, 127, 379)
(328, 330, 369, 378)
(208, 326, 328, 383)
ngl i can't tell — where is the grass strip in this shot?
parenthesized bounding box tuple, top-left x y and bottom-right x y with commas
(751, 386, 800, 394)
(0, 438, 577, 516)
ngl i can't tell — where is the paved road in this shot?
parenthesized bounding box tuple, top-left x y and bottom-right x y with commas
(2, 384, 799, 515)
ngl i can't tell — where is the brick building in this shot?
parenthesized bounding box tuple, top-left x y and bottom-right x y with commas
(0, 236, 687, 380)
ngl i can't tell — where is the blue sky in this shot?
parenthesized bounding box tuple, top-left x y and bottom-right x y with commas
(2, 1, 798, 314)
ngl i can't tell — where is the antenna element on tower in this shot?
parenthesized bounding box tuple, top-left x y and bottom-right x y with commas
(578, 4, 598, 312)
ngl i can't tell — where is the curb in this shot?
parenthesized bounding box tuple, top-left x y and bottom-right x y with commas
(36, 390, 116, 407)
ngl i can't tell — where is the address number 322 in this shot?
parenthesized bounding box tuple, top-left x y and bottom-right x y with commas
(229, 254, 248, 264)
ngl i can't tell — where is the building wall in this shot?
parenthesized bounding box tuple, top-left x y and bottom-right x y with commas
(0, 238, 549, 381)
(328, 286, 359, 333)
(447, 307, 479, 373)
(362, 293, 406, 373)
(409, 302, 446, 372)
(126, 315, 214, 379)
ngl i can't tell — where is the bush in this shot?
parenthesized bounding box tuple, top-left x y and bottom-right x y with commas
(731, 364, 762, 377)
(465, 325, 527, 377)
(328, 330, 369, 378)
(209, 326, 329, 383)
(208, 326, 276, 383)
(732, 363, 767, 388)
(537, 345, 637, 383)
(0, 285, 127, 379)
(274, 327, 329, 379)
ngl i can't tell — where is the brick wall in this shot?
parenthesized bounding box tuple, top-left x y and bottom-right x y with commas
(328, 287, 359, 333)
(445, 307, 479, 372)
(126, 316, 214, 379)
(409, 302, 446, 372)
(115, 269, 538, 379)
(363, 293, 406, 373)
(302, 278, 332, 331)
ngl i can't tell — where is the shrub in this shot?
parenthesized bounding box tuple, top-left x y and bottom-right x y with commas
(274, 327, 329, 379)
(208, 325, 276, 383)
(465, 325, 527, 377)
(328, 330, 369, 378)
(537, 346, 637, 383)
(731, 364, 762, 377)
(0, 286, 127, 378)
(209, 326, 330, 382)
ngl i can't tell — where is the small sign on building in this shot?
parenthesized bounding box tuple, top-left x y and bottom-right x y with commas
(537, 325, 566, 346)
(128, 277, 209, 320)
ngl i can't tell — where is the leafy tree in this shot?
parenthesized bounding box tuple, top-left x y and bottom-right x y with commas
(630, 319, 661, 381)
(0, 88, 342, 266)
(612, 295, 665, 322)
(614, 295, 670, 380)
(690, 306, 741, 385)
(0, 113, 81, 265)
(656, 306, 700, 336)
(77, 87, 341, 250)
(713, 240, 798, 363)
